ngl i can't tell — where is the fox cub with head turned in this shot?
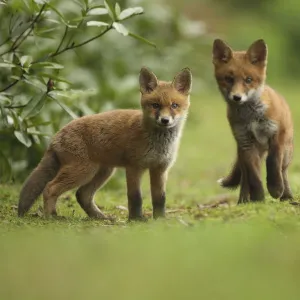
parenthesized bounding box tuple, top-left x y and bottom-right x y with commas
(212, 39, 293, 204)
(18, 67, 192, 220)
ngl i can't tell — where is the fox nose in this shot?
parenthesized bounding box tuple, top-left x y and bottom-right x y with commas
(233, 95, 242, 102)
(161, 117, 170, 125)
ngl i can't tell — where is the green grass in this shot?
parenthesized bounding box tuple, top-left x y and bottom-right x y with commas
(1, 84, 300, 300)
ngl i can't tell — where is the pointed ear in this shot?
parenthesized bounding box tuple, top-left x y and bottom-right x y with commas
(172, 68, 192, 95)
(247, 39, 267, 65)
(212, 39, 233, 64)
(139, 67, 158, 94)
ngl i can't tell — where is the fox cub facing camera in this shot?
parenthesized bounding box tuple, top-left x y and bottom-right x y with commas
(212, 39, 293, 203)
(18, 67, 192, 220)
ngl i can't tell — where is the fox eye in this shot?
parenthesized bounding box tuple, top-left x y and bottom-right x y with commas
(151, 103, 160, 109)
(171, 103, 179, 109)
(224, 76, 234, 84)
(245, 76, 253, 84)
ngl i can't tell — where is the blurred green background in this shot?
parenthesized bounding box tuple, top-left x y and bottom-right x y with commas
(1, 1, 300, 299)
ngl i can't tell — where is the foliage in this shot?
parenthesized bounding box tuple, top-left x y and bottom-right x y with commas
(0, 0, 153, 181)
(0, 0, 208, 182)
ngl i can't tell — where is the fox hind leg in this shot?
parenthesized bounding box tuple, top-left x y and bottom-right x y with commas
(76, 167, 115, 218)
(43, 162, 98, 217)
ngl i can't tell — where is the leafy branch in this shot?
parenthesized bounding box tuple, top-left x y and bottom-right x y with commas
(0, 79, 20, 93)
(48, 24, 113, 58)
(0, 0, 157, 182)
(0, 4, 47, 56)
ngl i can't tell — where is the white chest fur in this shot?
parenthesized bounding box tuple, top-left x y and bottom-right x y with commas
(230, 101, 278, 149)
(249, 119, 278, 146)
(143, 128, 181, 168)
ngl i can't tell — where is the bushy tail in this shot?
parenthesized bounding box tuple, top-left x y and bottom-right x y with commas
(18, 149, 60, 217)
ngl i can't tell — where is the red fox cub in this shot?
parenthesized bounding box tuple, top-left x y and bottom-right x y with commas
(212, 39, 293, 203)
(18, 67, 192, 220)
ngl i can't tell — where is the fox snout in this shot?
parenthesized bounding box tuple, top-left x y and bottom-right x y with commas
(229, 92, 247, 103)
(157, 115, 174, 127)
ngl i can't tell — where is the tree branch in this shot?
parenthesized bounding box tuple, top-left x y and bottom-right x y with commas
(31, 24, 113, 64)
(4, 104, 27, 109)
(49, 25, 113, 58)
(0, 79, 20, 93)
(54, 25, 68, 55)
(0, 4, 46, 56)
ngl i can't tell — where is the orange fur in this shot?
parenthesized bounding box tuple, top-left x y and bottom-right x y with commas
(213, 39, 293, 203)
(18, 67, 192, 220)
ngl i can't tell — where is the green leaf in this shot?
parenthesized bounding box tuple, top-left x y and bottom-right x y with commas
(73, 0, 83, 8)
(46, 3, 67, 22)
(32, 62, 64, 69)
(47, 18, 61, 25)
(12, 54, 22, 77)
(48, 94, 77, 119)
(118, 7, 143, 21)
(0, 105, 8, 127)
(34, 27, 58, 39)
(47, 3, 77, 28)
(104, 0, 116, 21)
(86, 21, 109, 27)
(87, 7, 108, 15)
(22, 93, 47, 119)
(14, 130, 32, 147)
(112, 22, 128, 36)
(27, 128, 51, 137)
(0, 94, 11, 105)
(115, 3, 121, 17)
(9, 109, 25, 131)
(0, 62, 17, 68)
(0, 150, 12, 183)
(22, 75, 46, 91)
(10, 75, 22, 81)
(129, 32, 156, 48)
(28, 120, 52, 127)
(38, 73, 72, 85)
(34, 0, 49, 4)
(20, 55, 33, 67)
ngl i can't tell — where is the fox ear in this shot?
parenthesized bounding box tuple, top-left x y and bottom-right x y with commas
(212, 39, 233, 64)
(139, 67, 158, 94)
(172, 68, 192, 95)
(247, 39, 267, 65)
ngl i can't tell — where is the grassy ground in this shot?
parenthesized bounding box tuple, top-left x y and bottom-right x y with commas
(1, 83, 300, 300)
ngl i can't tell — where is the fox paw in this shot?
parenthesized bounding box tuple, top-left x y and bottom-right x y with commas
(267, 184, 284, 199)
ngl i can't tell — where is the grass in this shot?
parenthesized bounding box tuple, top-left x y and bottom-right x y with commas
(1, 84, 300, 299)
